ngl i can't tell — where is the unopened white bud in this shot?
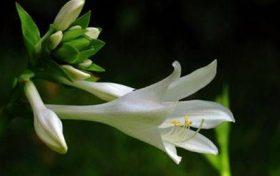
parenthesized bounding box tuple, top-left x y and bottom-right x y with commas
(78, 59, 92, 67)
(62, 65, 91, 80)
(53, 0, 85, 31)
(24, 80, 67, 154)
(85, 27, 101, 39)
(49, 31, 63, 50)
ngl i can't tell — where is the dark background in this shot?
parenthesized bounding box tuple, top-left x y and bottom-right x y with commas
(1, 0, 280, 175)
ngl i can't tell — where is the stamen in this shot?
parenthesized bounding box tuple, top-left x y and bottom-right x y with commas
(171, 120, 181, 127)
(184, 114, 192, 128)
(162, 118, 205, 143)
(183, 119, 205, 141)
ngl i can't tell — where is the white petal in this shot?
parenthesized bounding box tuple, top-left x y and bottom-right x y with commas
(68, 81, 134, 101)
(127, 60, 181, 102)
(174, 130, 218, 154)
(160, 100, 234, 129)
(164, 60, 217, 101)
(53, 0, 85, 31)
(163, 142, 182, 164)
(161, 128, 218, 154)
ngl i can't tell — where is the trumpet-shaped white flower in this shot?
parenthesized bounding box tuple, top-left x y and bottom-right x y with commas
(24, 80, 67, 154)
(53, 0, 85, 31)
(48, 60, 234, 163)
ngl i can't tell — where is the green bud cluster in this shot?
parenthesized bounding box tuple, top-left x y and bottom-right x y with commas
(46, 11, 105, 77)
(16, 1, 105, 84)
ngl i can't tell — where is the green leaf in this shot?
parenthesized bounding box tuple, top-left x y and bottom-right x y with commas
(32, 57, 73, 82)
(62, 28, 87, 42)
(54, 44, 79, 64)
(80, 63, 105, 72)
(16, 3, 40, 57)
(72, 11, 91, 28)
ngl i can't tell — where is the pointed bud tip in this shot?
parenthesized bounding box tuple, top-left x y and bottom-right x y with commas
(55, 143, 68, 154)
(53, 0, 85, 31)
(49, 31, 63, 50)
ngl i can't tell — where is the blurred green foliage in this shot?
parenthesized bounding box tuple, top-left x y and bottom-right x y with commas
(1, 0, 280, 175)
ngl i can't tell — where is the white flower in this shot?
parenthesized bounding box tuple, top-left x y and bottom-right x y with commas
(48, 60, 234, 163)
(53, 0, 85, 31)
(24, 80, 67, 154)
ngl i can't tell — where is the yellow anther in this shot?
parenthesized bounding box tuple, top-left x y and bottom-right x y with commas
(170, 120, 181, 127)
(184, 114, 192, 128)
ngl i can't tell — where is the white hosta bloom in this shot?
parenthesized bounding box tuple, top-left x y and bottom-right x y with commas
(53, 0, 85, 31)
(85, 27, 101, 39)
(48, 60, 234, 163)
(24, 80, 67, 154)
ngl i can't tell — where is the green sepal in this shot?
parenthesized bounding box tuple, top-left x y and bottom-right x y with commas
(85, 75, 99, 82)
(53, 44, 79, 64)
(88, 39, 105, 54)
(72, 11, 91, 28)
(64, 37, 91, 50)
(31, 57, 73, 82)
(75, 48, 97, 62)
(62, 29, 87, 42)
(16, 3, 40, 59)
(79, 63, 105, 72)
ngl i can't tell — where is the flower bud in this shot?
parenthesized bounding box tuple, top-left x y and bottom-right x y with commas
(24, 80, 67, 154)
(62, 65, 91, 80)
(49, 31, 63, 50)
(53, 0, 85, 31)
(85, 27, 101, 39)
(78, 59, 92, 67)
